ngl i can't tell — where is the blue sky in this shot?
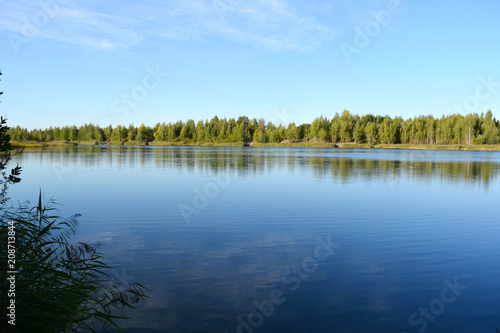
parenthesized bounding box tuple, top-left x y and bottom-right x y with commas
(1, 0, 500, 129)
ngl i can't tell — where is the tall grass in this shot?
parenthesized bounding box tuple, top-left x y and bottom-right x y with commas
(0, 192, 148, 332)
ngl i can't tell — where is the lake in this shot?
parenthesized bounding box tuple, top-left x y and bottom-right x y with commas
(9, 146, 500, 332)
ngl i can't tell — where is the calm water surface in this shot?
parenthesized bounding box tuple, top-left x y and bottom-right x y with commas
(10, 146, 500, 332)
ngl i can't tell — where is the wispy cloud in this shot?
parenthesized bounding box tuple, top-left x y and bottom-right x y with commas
(49, 7, 144, 50)
(0, 0, 337, 51)
(203, 0, 338, 50)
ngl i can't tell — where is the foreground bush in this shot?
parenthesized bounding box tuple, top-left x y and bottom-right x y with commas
(0, 192, 148, 332)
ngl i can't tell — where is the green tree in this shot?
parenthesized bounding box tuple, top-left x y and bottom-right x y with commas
(186, 119, 196, 141)
(0, 70, 22, 202)
(400, 119, 411, 144)
(94, 127, 104, 142)
(353, 120, 365, 143)
(247, 118, 256, 139)
(287, 123, 300, 140)
(136, 123, 154, 142)
(365, 122, 378, 145)
(195, 120, 205, 142)
(110, 125, 126, 142)
(234, 122, 246, 142)
(379, 117, 399, 144)
(463, 114, 479, 145)
(59, 126, 69, 141)
(226, 118, 236, 141)
(217, 118, 228, 142)
(103, 125, 113, 141)
(330, 114, 340, 143)
(426, 116, 436, 144)
(127, 125, 137, 141)
(318, 128, 329, 142)
(179, 125, 188, 141)
(69, 125, 79, 141)
(208, 116, 219, 140)
(51, 126, 61, 141)
(339, 110, 354, 142)
(267, 123, 284, 143)
(309, 116, 329, 139)
(481, 111, 500, 144)
(154, 123, 167, 141)
(253, 128, 266, 143)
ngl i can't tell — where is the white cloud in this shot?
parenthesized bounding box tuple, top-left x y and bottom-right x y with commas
(0, 0, 337, 51)
(203, 0, 338, 50)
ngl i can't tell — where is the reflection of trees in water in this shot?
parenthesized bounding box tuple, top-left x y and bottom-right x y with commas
(308, 157, 499, 188)
(15, 146, 500, 187)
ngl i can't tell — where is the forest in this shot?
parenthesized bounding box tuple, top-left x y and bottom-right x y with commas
(8, 110, 500, 146)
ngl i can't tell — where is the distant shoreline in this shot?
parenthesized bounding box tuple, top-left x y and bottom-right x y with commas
(11, 140, 500, 151)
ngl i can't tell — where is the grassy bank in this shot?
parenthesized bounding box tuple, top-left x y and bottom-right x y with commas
(372, 144, 500, 151)
(250, 142, 374, 148)
(10, 140, 78, 148)
(150, 141, 247, 147)
(249, 142, 500, 150)
(152, 141, 500, 150)
(10, 140, 500, 151)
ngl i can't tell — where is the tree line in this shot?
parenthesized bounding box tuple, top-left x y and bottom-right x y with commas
(9, 111, 500, 145)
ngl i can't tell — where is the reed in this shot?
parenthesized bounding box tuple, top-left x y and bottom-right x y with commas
(0, 191, 149, 332)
